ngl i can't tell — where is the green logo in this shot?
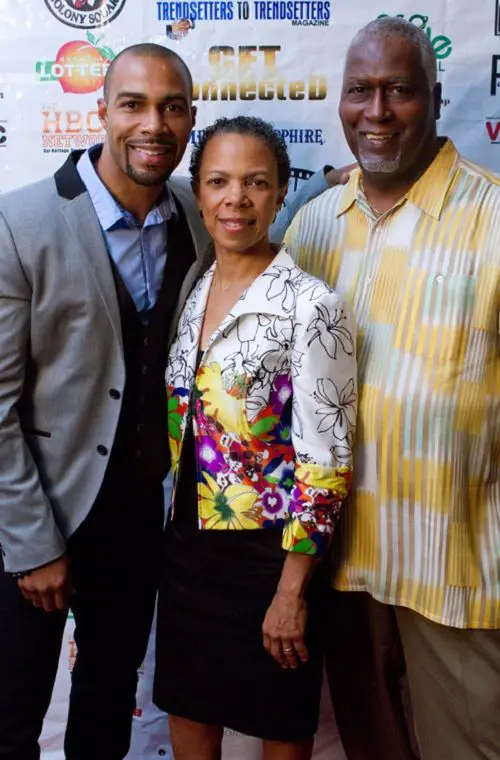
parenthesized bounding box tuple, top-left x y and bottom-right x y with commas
(377, 13, 452, 62)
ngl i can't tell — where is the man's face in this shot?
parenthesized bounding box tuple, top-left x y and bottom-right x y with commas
(98, 54, 196, 187)
(339, 36, 440, 179)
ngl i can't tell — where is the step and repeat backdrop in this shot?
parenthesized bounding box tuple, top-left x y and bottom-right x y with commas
(1, 0, 499, 758)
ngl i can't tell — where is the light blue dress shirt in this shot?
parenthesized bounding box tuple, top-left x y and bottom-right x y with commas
(77, 145, 177, 319)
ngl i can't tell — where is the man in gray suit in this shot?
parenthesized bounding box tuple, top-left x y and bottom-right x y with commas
(0, 43, 210, 760)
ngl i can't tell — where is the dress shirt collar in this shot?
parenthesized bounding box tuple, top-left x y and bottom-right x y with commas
(76, 143, 177, 231)
(336, 137, 459, 221)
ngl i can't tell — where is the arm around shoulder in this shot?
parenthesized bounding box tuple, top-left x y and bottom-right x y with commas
(270, 169, 330, 244)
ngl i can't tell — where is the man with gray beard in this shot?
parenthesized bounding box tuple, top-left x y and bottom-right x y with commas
(285, 16, 500, 760)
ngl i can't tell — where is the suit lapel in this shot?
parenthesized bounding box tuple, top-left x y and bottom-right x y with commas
(59, 195, 122, 350)
(55, 151, 122, 350)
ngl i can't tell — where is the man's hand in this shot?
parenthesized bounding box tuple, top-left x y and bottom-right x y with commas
(18, 555, 73, 612)
(326, 163, 357, 188)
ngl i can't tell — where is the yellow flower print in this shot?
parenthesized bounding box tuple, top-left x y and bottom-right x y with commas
(199, 473, 259, 530)
(282, 518, 317, 555)
(197, 362, 253, 440)
(170, 438, 181, 474)
(282, 518, 307, 545)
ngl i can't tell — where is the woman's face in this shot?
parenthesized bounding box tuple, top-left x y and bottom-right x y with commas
(195, 132, 287, 256)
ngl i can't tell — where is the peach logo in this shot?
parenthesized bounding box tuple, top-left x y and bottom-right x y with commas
(36, 33, 115, 94)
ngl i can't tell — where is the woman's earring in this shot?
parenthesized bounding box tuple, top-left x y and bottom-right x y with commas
(199, 209, 204, 218)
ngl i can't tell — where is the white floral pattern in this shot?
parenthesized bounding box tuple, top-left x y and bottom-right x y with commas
(314, 378, 357, 439)
(166, 247, 358, 555)
(307, 302, 355, 359)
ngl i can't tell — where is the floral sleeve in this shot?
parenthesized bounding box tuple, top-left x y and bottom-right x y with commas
(282, 278, 357, 556)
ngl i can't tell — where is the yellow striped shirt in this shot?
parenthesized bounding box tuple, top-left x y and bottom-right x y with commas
(284, 139, 500, 629)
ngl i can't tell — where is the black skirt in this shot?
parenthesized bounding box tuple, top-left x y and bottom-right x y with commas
(153, 414, 327, 742)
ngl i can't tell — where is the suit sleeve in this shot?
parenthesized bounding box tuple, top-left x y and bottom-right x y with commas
(0, 211, 65, 572)
(269, 169, 329, 245)
(282, 284, 357, 555)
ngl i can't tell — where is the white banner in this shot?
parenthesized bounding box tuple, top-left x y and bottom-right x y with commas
(2, 0, 499, 756)
(2, 0, 500, 196)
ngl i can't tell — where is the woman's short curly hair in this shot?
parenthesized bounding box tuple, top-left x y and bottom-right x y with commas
(189, 116, 291, 187)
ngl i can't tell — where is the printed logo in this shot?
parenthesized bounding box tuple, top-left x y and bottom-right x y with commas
(166, 18, 195, 40)
(156, 0, 330, 26)
(41, 105, 105, 153)
(485, 117, 500, 144)
(44, 0, 126, 29)
(0, 122, 6, 147)
(377, 12, 452, 70)
(193, 45, 327, 102)
(190, 125, 326, 146)
(491, 55, 500, 95)
(495, 1, 500, 35)
(36, 33, 115, 94)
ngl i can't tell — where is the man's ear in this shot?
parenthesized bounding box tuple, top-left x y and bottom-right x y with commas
(97, 98, 108, 130)
(433, 82, 442, 121)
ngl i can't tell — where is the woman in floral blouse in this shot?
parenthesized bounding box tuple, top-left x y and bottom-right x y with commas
(153, 116, 357, 759)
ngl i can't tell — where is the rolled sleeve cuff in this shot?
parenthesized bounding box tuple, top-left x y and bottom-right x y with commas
(281, 515, 330, 556)
(280, 462, 353, 555)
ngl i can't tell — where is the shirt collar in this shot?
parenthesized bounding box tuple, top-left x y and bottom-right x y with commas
(336, 137, 459, 221)
(76, 143, 177, 231)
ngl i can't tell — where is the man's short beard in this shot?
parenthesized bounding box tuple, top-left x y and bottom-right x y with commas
(359, 148, 402, 174)
(125, 161, 172, 187)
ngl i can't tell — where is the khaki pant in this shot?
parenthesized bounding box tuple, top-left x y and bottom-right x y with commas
(325, 592, 500, 760)
(396, 606, 500, 760)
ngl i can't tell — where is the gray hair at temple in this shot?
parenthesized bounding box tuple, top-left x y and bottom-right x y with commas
(347, 16, 438, 91)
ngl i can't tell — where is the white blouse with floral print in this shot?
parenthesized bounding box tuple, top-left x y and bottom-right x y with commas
(166, 247, 358, 556)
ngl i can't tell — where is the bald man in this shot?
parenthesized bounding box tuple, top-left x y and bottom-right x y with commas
(285, 16, 500, 760)
(0, 44, 209, 760)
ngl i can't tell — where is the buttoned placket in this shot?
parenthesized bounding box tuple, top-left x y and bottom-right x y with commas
(121, 212, 152, 317)
(353, 201, 387, 325)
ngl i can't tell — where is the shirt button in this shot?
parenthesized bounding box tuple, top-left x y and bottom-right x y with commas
(97, 445, 108, 456)
(435, 274, 444, 283)
(141, 366, 148, 375)
(109, 388, 121, 400)
(143, 337, 150, 347)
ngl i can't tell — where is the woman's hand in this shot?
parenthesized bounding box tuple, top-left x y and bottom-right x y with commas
(262, 589, 309, 669)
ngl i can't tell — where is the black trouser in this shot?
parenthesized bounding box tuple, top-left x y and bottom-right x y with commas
(0, 470, 163, 760)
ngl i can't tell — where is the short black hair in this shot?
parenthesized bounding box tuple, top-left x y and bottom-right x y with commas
(189, 116, 290, 187)
(103, 43, 193, 102)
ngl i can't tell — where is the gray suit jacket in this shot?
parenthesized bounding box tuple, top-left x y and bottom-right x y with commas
(0, 152, 211, 572)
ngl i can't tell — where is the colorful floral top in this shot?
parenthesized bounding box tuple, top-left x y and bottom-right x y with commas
(166, 247, 357, 556)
